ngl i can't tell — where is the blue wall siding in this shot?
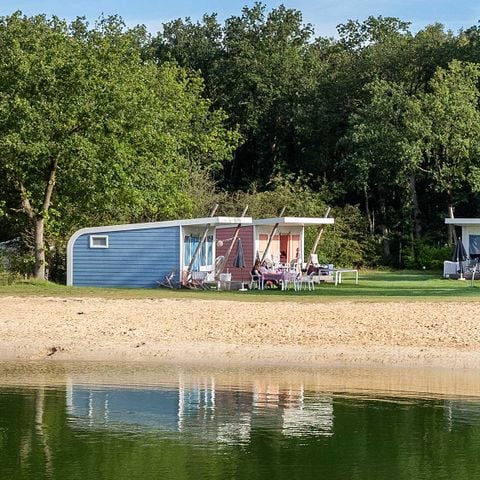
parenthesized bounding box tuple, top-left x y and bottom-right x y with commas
(73, 226, 180, 288)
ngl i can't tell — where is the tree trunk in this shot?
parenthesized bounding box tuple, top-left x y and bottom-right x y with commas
(364, 185, 374, 234)
(447, 202, 456, 245)
(22, 157, 57, 280)
(378, 193, 390, 260)
(34, 216, 46, 280)
(409, 174, 422, 238)
(381, 224, 390, 259)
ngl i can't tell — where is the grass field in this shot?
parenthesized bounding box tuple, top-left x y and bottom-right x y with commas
(1, 270, 479, 302)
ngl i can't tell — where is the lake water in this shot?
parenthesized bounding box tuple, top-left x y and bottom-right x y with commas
(1, 362, 480, 480)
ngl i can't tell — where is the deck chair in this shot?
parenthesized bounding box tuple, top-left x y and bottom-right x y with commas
(309, 254, 320, 268)
(157, 270, 177, 288)
(189, 270, 208, 289)
(214, 255, 225, 276)
(465, 258, 480, 284)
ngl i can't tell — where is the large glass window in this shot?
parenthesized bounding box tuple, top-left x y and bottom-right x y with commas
(469, 235, 480, 259)
(202, 235, 213, 266)
(184, 234, 213, 270)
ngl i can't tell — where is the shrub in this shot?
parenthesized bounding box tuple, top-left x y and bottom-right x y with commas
(403, 237, 451, 270)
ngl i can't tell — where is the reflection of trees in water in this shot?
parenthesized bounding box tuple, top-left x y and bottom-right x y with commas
(445, 400, 480, 431)
(0, 385, 69, 479)
(3, 380, 480, 480)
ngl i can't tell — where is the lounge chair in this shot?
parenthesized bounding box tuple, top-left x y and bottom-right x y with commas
(157, 270, 177, 289)
(189, 271, 208, 289)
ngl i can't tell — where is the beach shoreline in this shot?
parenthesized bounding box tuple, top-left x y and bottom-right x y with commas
(1, 295, 480, 369)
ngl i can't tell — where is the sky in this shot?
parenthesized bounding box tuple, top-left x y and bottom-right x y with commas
(1, 0, 479, 38)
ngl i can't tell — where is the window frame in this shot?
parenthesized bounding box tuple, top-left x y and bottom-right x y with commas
(89, 235, 109, 249)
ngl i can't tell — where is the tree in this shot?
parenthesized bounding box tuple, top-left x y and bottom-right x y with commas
(156, 2, 314, 188)
(420, 60, 480, 219)
(0, 13, 238, 279)
(342, 59, 480, 260)
(153, 13, 224, 102)
(340, 80, 426, 260)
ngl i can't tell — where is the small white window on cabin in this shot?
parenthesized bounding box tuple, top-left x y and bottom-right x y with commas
(90, 235, 109, 249)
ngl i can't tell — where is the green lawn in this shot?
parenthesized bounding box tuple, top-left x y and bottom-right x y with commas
(1, 270, 479, 302)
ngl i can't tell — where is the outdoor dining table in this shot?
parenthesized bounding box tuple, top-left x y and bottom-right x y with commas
(260, 271, 285, 289)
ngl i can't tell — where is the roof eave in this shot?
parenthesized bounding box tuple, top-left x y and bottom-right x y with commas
(445, 218, 480, 225)
(253, 217, 335, 226)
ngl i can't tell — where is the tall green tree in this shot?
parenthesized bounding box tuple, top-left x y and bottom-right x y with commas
(340, 80, 426, 259)
(0, 13, 238, 279)
(156, 2, 314, 188)
(420, 60, 480, 219)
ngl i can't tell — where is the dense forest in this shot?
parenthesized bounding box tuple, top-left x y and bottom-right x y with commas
(1, 3, 480, 281)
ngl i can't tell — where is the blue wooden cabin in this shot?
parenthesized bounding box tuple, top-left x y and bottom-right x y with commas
(67, 216, 252, 288)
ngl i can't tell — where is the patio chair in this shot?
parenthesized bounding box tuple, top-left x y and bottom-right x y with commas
(298, 272, 315, 291)
(250, 273, 262, 290)
(271, 253, 280, 266)
(189, 270, 208, 289)
(282, 271, 299, 291)
(156, 270, 177, 289)
(289, 260, 298, 273)
(465, 258, 480, 282)
(214, 255, 225, 276)
(218, 272, 232, 290)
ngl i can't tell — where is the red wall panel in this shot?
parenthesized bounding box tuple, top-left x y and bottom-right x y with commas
(216, 226, 254, 281)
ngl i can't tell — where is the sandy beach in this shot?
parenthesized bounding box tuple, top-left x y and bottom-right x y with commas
(1, 295, 480, 369)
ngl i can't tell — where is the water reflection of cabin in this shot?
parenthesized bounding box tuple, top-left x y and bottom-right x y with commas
(66, 381, 334, 441)
(216, 217, 334, 282)
(66, 382, 253, 443)
(66, 216, 252, 287)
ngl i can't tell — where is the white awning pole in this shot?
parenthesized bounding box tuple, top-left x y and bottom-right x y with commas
(260, 207, 286, 263)
(306, 207, 331, 269)
(216, 205, 249, 278)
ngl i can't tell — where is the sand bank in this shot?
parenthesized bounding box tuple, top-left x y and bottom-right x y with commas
(1, 296, 480, 369)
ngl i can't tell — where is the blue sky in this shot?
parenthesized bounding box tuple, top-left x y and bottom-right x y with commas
(1, 1, 479, 37)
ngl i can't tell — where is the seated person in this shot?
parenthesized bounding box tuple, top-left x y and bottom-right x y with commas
(251, 260, 262, 279)
(259, 261, 269, 274)
(307, 264, 318, 275)
(280, 251, 287, 264)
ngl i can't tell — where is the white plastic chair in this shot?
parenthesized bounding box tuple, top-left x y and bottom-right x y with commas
(249, 273, 262, 290)
(298, 272, 315, 291)
(282, 271, 299, 291)
(190, 271, 208, 289)
(271, 253, 280, 266)
(218, 272, 232, 290)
